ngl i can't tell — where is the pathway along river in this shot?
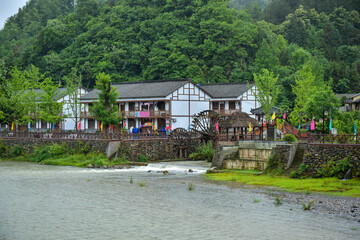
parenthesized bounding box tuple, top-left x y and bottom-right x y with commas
(0, 160, 359, 240)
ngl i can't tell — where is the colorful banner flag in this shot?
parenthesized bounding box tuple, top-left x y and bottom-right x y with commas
(28, 122, 31, 131)
(310, 119, 315, 131)
(11, 122, 14, 130)
(249, 123, 252, 132)
(100, 122, 103, 132)
(216, 121, 219, 131)
(283, 112, 286, 119)
(272, 112, 276, 120)
(307, 121, 309, 131)
(329, 119, 332, 131)
(53, 123, 55, 130)
(354, 122, 357, 134)
(78, 121, 81, 130)
(298, 122, 301, 130)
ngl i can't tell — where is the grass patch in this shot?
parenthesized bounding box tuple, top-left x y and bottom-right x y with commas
(205, 172, 360, 198)
(188, 182, 195, 191)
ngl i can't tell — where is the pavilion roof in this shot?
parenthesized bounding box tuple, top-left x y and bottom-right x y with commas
(222, 112, 262, 128)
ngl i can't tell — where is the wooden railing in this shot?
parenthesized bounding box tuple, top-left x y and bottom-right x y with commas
(0, 131, 170, 141)
(212, 109, 239, 116)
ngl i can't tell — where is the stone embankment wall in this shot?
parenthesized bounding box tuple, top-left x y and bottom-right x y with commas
(302, 144, 360, 177)
(117, 140, 176, 161)
(212, 141, 296, 171)
(0, 138, 109, 153)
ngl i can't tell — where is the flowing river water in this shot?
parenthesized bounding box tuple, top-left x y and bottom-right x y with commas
(0, 160, 359, 240)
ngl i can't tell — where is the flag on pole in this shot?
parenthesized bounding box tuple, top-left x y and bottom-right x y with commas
(216, 121, 219, 131)
(11, 122, 14, 130)
(187, 125, 190, 131)
(53, 123, 55, 130)
(28, 122, 31, 131)
(310, 119, 315, 130)
(272, 112, 276, 120)
(307, 121, 309, 131)
(111, 124, 113, 130)
(100, 122, 103, 132)
(298, 122, 301, 130)
(283, 112, 286, 119)
(78, 121, 81, 130)
(329, 119, 332, 131)
(249, 123, 252, 132)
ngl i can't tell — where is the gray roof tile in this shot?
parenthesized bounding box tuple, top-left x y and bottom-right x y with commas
(81, 79, 190, 100)
(199, 82, 252, 98)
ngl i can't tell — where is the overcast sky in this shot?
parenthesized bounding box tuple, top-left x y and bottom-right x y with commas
(0, 0, 29, 29)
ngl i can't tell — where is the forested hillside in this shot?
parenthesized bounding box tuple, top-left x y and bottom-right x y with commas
(0, 0, 359, 111)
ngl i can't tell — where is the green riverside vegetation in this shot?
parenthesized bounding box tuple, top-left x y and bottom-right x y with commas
(0, 142, 130, 167)
(205, 171, 360, 198)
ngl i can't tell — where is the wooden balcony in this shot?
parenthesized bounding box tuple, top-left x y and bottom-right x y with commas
(212, 109, 240, 116)
(122, 110, 170, 118)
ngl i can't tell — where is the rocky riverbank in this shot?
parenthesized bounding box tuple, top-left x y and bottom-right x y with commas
(264, 189, 360, 222)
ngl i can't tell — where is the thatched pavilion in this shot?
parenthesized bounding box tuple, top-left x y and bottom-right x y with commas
(220, 112, 263, 141)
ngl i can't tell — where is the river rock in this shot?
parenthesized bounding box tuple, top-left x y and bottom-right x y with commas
(87, 164, 94, 168)
(188, 169, 193, 173)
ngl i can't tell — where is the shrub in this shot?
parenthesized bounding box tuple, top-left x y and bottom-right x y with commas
(10, 145, 22, 157)
(290, 164, 308, 178)
(265, 154, 284, 175)
(111, 154, 129, 165)
(189, 141, 215, 162)
(283, 134, 298, 142)
(33, 144, 66, 162)
(0, 142, 9, 157)
(316, 156, 352, 179)
(138, 155, 148, 162)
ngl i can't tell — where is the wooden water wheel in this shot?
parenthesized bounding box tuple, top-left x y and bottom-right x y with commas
(191, 110, 222, 143)
(169, 128, 191, 158)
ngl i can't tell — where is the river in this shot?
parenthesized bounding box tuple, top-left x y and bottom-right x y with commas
(0, 160, 358, 240)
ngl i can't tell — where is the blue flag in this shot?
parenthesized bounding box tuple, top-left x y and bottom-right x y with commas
(28, 122, 31, 131)
(307, 121, 309, 131)
(354, 122, 357, 134)
(329, 119, 332, 131)
(298, 122, 301, 130)
(53, 123, 55, 130)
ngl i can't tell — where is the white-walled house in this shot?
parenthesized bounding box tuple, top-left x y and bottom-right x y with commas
(80, 79, 212, 132)
(26, 87, 88, 132)
(199, 82, 260, 118)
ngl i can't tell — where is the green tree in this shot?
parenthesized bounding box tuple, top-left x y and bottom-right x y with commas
(64, 68, 83, 132)
(289, 64, 317, 125)
(39, 77, 63, 128)
(251, 69, 280, 121)
(90, 73, 122, 131)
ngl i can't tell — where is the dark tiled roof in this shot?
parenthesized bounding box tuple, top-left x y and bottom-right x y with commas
(30, 87, 68, 101)
(81, 79, 190, 100)
(223, 112, 262, 128)
(336, 93, 358, 99)
(199, 82, 252, 98)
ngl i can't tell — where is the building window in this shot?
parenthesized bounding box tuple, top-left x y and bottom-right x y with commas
(157, 101, 165, 111)
(88, 119, 95, 129)
(128, 118, 136, 128)
(229, 101, 236, 110)
(41, 120, 47, 129)
(212, 102, 219, 110)
(129, 102, 135, 111)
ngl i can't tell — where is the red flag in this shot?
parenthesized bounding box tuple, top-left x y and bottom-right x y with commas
(78, 121, 81, 130)
(216, 121, 219, 131)
(283, 112, 286, 119)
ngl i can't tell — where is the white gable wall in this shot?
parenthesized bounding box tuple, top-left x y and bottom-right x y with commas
(168, 82, 211, 129)
(241, 86, 260, 118)
(58, 88, 88, 131)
